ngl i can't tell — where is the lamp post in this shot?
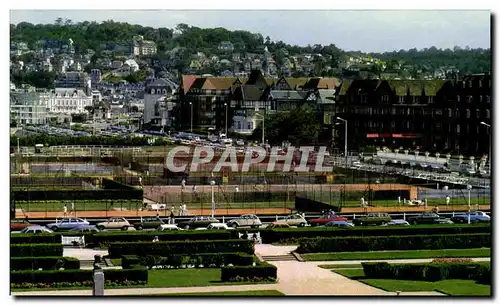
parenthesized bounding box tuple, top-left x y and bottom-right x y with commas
(255, 112, 265, 146)
(210, 174, 216, 218)
(480, 122, 491, 173)
(467, 184, 472, 224)
(336, 117, 348, 166)
(189, 102, 193, 133)
(224, 103, 228, 135)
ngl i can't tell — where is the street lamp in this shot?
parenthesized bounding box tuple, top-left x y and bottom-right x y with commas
(224, 103, 228, 135)
(466, 184, 472, 224)
(480, 122, 491, 173)
(189, 102, 193, 133)
(255, 111, 265, 146)
(336, 117, 348, 164)
(210, 176, 216, 217)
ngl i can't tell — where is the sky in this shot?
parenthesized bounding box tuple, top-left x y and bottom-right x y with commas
(9, 10, 491, 53)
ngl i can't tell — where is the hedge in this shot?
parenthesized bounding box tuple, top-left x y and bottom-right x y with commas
(12, 189, 143, 201)
(108, 240, 254, 258)
(10, 244, 64, 257)
(362, 262, 491, 282)
(122, 253, 255, 269)
(10, 266, 148, 285)
(260, 224, 491, 243)
(10, 234, 62, 245)
(10, 257, 80, 270)
(295, 233, 491, 253)
(93, 230, 237, 246)
(221, 262, 277, 282)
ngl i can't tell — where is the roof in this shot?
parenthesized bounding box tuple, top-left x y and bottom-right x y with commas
(387, 80, 446, 96)
(338, 79, 353, 95)
(316, 89, 336, 103)
(182, 75, 198, 92)
(148, 78, 169, 87)
(54, 88, 90, 98)
(234, 85, 264, 101)
(269, 90, 307, 100)
(284, 77, 309, 89)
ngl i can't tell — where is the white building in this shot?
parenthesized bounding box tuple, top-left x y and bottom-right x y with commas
(10, 89, 50, 125)
(48, 88, 93, 114)
(143, 78, 176, 126)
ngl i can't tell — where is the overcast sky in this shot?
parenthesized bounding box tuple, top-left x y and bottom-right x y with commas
(9, 10, 491, 53)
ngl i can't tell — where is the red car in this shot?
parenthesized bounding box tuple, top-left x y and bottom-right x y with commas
(309, 215, 348, 226)
(11, 219, 33, 231)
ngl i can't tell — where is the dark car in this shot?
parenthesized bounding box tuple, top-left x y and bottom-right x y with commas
(177, 216, 220, 230)
(11, 219, 33, 231)
(133, 217, 165, 230)
(352, 213, 391, 226)
(407, 212, 453, 225)
(309, 215, 348, 227)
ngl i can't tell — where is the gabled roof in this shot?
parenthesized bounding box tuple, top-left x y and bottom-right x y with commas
(269, 90, 308, 100)
(284, 77, 309, 90)
(233, 85, 264, 101)
(181, 75, 198, 92)
(338, 79, 353, 95)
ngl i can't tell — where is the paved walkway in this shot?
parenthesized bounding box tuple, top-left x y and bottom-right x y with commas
(63, 248, 108, 261)
(309, 257, 491, 266)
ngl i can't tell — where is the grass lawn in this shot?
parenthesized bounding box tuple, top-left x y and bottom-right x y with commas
(334, 268, 491, 296)
(140, 290, 284, 296)
(11, 268, 275, 292)
(302, 248, 491, 261)
(109, 258, 121, 266)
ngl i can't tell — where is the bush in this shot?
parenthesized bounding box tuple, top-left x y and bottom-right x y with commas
(221, 262, 277, 282)
(475, 265, 491, 284)
(93, 230, 236, 246)
(10, 266, 148, 284)
(108, 240, 254, 258)
(122, 253, 254, 269)
(10, 256, 80, 270)
(296, 233, 491, 253)
(259, 224, 491, 243)
(122, 255, 141, 269)
(11, 244, 63, 257)
(10, 234, 61, 244)
(361, 262, 489, 282)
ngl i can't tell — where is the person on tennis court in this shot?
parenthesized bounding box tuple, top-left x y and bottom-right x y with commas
(63, 204, 67, 217)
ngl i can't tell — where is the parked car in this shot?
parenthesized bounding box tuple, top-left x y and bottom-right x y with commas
(324, 220, 354, 228)
(266, 223, 291, 229)
(226, 214, 262, 228)
(309, 215, 348, 226)
(451, 211, 491, 223)
(46, 217, 90, 231)
(69, 225, 100, 233)
(206, 223, 233, 230)
(11, 219, 33, 231)
(16, 225, 53, 234)
(134, 217, 165, 230)
(96, 217, 131, 230)
(272, 214, 308, 227)
(382, 219, 410, 226)
(178, 216, 220, 230)
(352, 213, 391, 226)
(407, 213, 452, 225)
(157, 224, 183, 231)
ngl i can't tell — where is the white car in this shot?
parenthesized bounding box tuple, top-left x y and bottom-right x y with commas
(382, 220, 410, 226)
(157, 224, 183, 231)
(273, 214, 308, 227)
(96, 217, 131, 230)
(226, 214, 262, 228)
(207, 223, 234, 230)
(15, 226, 54, 234)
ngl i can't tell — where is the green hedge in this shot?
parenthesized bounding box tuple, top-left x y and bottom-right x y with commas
(10, 244, 64, 257)
(221, 262, 277, 282)
(108, 240, 254, 258)
(10, 234, 62, 244)
(362, 262, 490, 282)
(93, 230, 237, 246)
(10, 257, 80, 270)
(10, 266, 148, 285)
(122, 253, 254, 269)
(296, 233, 491, 253)
(260, 224, 491, 243)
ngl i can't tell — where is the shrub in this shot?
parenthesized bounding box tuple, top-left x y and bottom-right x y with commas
(93, 230, 235, 246)
(221, 262, 277, 282)
(121, 253, 254, 269)
(475, 265, 491, 285)
(10, 234, 61, 244)
(296, 233, 491, 253)
(10, 244, 64, 257)
(10, 256, 80, 270)
(121, 255, 141, 269)
(107, 240, 254, 258)
(10, 267, 148, 284)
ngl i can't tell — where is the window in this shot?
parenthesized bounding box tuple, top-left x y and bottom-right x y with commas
(467, 124, 470, 133)
(447, 108, 452, 117)
(398, 96, 404, 104)
(477, 126, 480, 134)
(480, 95, 483, 103)
(406, 121, 410, 128)
(247, 122, 252, 129)
(456, 124, 461, 134)
(467, 95, 473, 103)
(436, 123, 441, 130)
(391, 108, 396, 115)
(486, 95, 491, 103)
(486, 109, 490, 119)
(237, 122, 241, 129)
(381, 95, 389, 104)
(428, 96, 434, 103)
(456, 109, 460, 118)
(435, 109, 442, 116)
(407, 108, 411, 116)
(466, 109, 471, 118)
(457, 95, 461, 102)
(476, 109, 480, 118)
(415, 97, 420, 104)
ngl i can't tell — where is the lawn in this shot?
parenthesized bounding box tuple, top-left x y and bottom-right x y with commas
(334, 268, 491, 296)
(141, 290, 284, 296)
(302, 248, 491, 261)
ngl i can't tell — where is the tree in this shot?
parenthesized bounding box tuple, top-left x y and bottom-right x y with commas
(55, 18, 63, 26)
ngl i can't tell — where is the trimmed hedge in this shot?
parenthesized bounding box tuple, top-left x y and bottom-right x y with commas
(221, 262, 277, 282)
(108, 240, 254, 258)
(122, 253, 255, 269)
(259, 224, 491, 243)
(10, 234, 61, 245)
(93, 230, 237, 246)
(362, 262, 490, 282)
(10, 256, 80, 270)
(10, 266, 148, 285)
(296, 233, 491, 253)
(11, 244, 64, 257)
